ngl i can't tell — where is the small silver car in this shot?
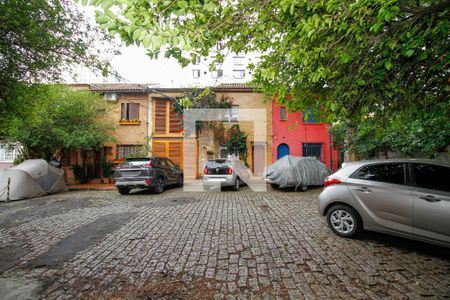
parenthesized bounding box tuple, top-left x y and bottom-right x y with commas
(318, 159, 450, 248)
(202, 158, 248, 191)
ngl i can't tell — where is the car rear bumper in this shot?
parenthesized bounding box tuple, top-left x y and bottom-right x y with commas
(317, 188, 331, 216)
(115, 177, 155, 189)
(203, 175, 235, 187)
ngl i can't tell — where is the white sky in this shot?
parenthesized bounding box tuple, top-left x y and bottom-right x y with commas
(109, 46, 188, 84)
(66, 4, 188, 85)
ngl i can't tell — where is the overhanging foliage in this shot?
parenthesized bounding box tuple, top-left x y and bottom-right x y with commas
(90, 0, 450, 156)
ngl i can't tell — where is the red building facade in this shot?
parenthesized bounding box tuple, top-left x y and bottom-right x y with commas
(272, 100, 339, 171)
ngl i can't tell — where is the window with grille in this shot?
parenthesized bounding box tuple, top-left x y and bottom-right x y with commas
(116, 145, 143, 159)
(121, 103, 140, 121)
(302, 143, 322, 160)
(0, 144, 20, 162)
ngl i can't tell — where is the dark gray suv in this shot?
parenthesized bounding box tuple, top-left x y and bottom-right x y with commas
(113, 157, 183, 194)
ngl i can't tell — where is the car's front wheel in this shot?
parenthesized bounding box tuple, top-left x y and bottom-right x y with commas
(117, 187, 130, 195)
(326, 205, 362, 238)
(177, 175, 184, 187)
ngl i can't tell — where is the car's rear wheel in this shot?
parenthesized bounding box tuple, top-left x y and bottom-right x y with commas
(233, 177, 240, 191)
(153, 177, 165, 194)
(117, 187, 130, 195)
(326, 205, 362, 238)
(270, 183, 280, 190)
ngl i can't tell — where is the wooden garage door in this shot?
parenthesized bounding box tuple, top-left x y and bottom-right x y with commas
(168, 141, 182, 167)
(152, 140, 183, 169)
(152, 141, 166, 157)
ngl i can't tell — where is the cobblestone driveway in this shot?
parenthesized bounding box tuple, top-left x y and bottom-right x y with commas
(0, 187, 449, 299)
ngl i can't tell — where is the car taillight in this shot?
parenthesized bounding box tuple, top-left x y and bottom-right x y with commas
(145, 161, 152, 167)
(145, 179, 151, 185)
(324, 178, 341, 187)
(228, 167, 232, 175)
(204, 167, 208, 175)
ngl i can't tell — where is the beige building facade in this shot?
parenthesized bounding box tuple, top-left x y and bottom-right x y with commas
(67, 84, 271, 181)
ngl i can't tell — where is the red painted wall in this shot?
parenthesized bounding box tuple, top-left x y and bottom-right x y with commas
(272, 100, 339, 171)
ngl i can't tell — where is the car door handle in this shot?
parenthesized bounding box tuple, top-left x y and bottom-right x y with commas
(355, 187, 372, 193)
(418, 195, 441, 202)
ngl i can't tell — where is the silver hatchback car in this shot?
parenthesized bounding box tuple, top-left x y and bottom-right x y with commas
(318, 159, 450, 248)
(203, 158, 249, 191)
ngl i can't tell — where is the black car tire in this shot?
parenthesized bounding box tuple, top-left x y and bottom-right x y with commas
(271, 183, 280, 190)
(233, 177, 240, 191)
(326, 204, 362, 238)
(177, 175, 184, 187)
(153, 177, 165, 194)
(117, 187, 130, 195)
(298, 185, 308, 192)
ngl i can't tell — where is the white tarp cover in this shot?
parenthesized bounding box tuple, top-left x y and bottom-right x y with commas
(0, 159, 66, 201)
(228, 154, 250, 182)
(264, 155, 330, 189)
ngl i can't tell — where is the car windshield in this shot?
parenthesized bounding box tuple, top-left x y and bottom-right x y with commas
(123, 158, 152, 166)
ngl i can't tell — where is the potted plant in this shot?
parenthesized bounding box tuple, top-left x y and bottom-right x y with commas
(102, 160, 114, 184)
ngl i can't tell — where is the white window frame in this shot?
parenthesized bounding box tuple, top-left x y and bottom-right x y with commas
(211, 69, 223, 78)
(232, 69, 245, 79)
(233, 56, 245, 65)
(192, 69, 201, 78)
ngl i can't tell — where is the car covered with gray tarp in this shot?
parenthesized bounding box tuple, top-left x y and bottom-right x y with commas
(0, 159, 66, 201)
(264, 155, 330, 191)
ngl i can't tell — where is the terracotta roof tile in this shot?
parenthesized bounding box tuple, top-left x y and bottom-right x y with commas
(215, 83, 253, 89)
(89, 83, 159, 92)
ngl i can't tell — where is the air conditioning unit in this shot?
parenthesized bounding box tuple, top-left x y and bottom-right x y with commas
(104, 93, 118, 101)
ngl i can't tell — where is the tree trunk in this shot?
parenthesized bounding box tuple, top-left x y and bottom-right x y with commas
(82, 150, 88, 181)
(345, 126, 359, 162)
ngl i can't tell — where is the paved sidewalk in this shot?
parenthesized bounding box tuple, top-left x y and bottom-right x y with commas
(0, 187, 449, 299)
(67, 183, 115, 191)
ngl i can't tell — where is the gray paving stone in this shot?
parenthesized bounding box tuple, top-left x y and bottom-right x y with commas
(0, 188, 447, 299)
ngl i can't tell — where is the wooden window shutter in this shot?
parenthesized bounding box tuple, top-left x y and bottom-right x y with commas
(169, 102, 182, 133)
(155, 100, 167, 134)
(130, 103, 140, 120)
(121, 103, 127, 120)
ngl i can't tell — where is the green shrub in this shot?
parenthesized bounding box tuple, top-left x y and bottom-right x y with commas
(72, 165, 88, 184)
(102, 160, 114, 178)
